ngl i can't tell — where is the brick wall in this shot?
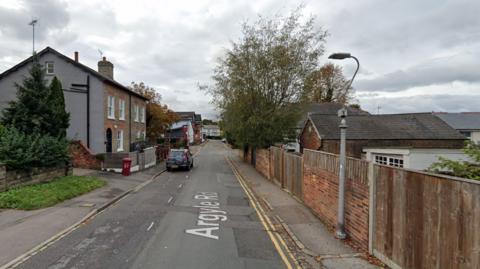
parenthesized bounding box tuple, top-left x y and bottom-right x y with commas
(303, 163, 370, 249)
(0, 161, 73, 193)
(68, 140, 102, 169)
(255, 149, 270, 179)
(300, 119, 322, 153)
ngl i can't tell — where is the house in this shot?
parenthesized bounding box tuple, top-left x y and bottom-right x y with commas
(284, 103, 370, 152)
(300, 113, 467, 170)
(203, 125, 221, 138)
(164, 111, 204, 146)
(0, 47, 147, 153)
(435, 112, 480, 143)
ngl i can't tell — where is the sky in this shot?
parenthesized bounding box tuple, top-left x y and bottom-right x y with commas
(1, 0, 479, 120)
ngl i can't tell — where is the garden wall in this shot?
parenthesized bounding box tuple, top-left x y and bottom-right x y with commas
(68, 140, 102, 169)
(0, 160, 73, 193)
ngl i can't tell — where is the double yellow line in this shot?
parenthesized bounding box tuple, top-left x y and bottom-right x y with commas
(225, 156, 300, 269)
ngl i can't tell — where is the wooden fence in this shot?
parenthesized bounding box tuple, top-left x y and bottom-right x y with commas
(304, 149, 369, 184)
(372, 165, 480, 269)
(270, 147, 284, 187)
(284, 152, 303, 198)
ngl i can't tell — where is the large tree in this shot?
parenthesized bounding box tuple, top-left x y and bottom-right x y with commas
(128, 82, 180, 139)
(303, 63, 358, 105)
(199, 5, 328, 149)
(1, 53, 70, 138)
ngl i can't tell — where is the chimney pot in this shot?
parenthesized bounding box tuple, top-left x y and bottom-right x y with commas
(103, 56, 106, 61)
(75, 51, 79, 62)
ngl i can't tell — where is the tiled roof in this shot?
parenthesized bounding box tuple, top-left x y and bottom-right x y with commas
(310, 113, 466, 140)
(306, 103, 370, 116)
(435, 113, 480, 130)
(0, 47, 148, 100)
(175, 111, 196, 118)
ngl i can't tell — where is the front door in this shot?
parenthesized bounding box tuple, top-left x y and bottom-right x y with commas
(106, 128, 112, 153)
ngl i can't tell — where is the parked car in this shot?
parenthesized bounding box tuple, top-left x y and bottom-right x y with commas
(166, 149, 194, 171)
(221, 138, 226, 143)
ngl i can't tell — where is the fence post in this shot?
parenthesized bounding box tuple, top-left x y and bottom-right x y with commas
(368, 161, 376, 253)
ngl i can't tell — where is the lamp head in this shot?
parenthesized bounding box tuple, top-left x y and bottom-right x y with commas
(328, 52, 351, 60)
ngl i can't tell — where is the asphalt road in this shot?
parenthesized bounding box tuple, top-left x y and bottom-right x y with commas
(17, 140, 299, 269)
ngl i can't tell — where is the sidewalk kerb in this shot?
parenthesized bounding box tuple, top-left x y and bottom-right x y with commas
(1, 167, 166, 269)
(263, 197, 274, 211)
(276, 215, 318, 258)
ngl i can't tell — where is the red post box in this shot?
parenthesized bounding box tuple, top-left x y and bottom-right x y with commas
(122, 158, 133, 176)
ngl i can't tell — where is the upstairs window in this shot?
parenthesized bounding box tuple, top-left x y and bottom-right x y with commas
(141, 107, 145, 123)
(46, 62, 54, 75)
(134, 105, 139, 122)
(119, 99, 125, 120)
(108, 96, 115, 119)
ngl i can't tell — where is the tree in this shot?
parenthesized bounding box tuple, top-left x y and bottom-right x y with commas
(128, 82, 180, 139)
(303, 63, 358, 105)
(49, 76, 70, 138)
(199, 5, 328, 149)
(202, 119, 213, 125)
(1, 53, 70, 138)
(428, 140, 480, 180)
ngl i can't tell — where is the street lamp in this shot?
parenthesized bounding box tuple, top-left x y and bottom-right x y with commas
(328, 52, 360, 240)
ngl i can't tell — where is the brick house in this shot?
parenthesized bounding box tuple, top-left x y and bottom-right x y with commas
(300, 113, 467, 169)
(0, 47, 147, 153)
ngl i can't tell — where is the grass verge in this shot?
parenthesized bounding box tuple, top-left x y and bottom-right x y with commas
(0, 175, 107, 210)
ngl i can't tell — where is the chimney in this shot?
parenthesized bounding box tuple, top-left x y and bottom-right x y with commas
(98, 57, 114, 80)
(74, 51, 79, 62)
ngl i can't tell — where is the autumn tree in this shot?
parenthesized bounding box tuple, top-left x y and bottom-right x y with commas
(128, 82, 180, 139)
(303, 62, 358, 105)
(199, 5, 328, 149)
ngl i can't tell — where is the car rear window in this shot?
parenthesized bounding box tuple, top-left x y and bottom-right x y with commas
(169, 151, 185, 157)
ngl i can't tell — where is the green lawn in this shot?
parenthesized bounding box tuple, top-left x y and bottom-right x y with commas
(0, 175, 107, 210)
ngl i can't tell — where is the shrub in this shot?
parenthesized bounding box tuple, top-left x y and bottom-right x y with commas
(0, 126, 71, 171)
(429, 140, 480, 181)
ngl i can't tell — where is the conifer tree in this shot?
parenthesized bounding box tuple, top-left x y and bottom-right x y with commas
(49, 75, 70, 138)
(1, 53, 70, 138)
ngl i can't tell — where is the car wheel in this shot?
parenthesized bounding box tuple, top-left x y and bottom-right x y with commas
(186, 164, 190, 171)
(166, 167, 171, 172)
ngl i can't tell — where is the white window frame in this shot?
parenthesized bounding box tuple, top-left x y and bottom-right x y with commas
(46, 62, 54, 75)
(141, 106, 145, 123)
(119, 99, 125, 120)
(143, 131, 146, 139)
(117, 130, 123, 151)
(375, 155, 404, 168)
(136, 130, 141, 139)
(108, 96, 115, 119)
(134, 105, 139, 122)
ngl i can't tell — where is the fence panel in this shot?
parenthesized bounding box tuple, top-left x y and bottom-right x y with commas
(373, 165, 480, 269)
(270, 147, 284, 187)
(284, 153, 303, 198)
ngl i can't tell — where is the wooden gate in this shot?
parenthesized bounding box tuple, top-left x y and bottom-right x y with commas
(284, 152, 303, 198)
(270, 147, 284, 187)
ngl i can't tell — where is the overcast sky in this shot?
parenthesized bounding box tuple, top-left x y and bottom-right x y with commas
(1, 0, 479, 120)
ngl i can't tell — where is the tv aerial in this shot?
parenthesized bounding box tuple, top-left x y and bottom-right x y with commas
(98, 49, 103, 59)
(28, 16, 39, 53)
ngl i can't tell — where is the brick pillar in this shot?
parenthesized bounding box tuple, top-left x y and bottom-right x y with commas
(66, 157, 74, 176)
(0, 163, 6, 193)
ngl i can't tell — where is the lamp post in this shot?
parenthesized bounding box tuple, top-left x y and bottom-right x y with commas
(328, 52, 360, 240)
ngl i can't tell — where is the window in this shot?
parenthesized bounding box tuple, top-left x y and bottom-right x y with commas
(137, 130, 141, 139)
(134, 105, 139, 122)
(117, 130, 123, 151)
(108, 96, 115, 119)
(141, 107, 145, 123)
(119, 99, 125, 120)
(46, 62, 54, 75)
(375, 155, 403, 168)
(143, 131, 146, 139)
(460, 132, 471, 139)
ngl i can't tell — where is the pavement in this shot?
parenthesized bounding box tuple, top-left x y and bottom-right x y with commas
(0, 141, 381, 269)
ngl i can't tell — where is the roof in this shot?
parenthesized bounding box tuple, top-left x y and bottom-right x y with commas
(203, 125, 220, 130)
(435, 113, 480, 130)
(0, 47, 147, 100)
(195, 114, 202, 121)
(309, 113, 467, 140)
(170, 120, 191, 130)
(294, 103, 370, 129)
(175, 111, 196, 119)
(306, 103, 370, 116)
